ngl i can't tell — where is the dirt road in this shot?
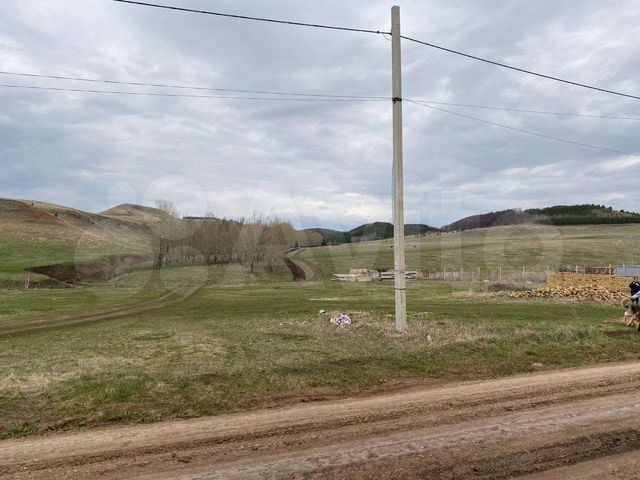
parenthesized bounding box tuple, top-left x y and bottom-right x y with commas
(3, 362, 640, 479)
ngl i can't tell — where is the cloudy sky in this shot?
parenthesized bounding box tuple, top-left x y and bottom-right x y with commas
(1, 0, 639, 229)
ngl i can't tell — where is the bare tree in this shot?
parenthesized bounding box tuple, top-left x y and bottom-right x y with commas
(155, 199, 180, 219)
(152, 211, 303, 274)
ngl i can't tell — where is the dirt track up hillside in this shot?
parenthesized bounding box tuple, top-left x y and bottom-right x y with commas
(286, 248, 323, 281)
(3, 362, 640, 479)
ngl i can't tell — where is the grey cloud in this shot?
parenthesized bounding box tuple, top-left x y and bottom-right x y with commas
(1, 0, 639, 229)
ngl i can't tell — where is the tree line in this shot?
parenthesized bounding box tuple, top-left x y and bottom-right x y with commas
(153, 202, 322, 272)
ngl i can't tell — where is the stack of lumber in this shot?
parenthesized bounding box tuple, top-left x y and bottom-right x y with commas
(510, 273, 630, 302)
(379, 270, 418, 281)
(332, 269, 418, 282)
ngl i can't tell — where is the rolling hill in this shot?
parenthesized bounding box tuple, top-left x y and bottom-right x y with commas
(445, 205, 640, 231)
(100, 203, 176, 225)
(0, 199, 162, 277)
(306, 222, 437, 245)
(297, 223, 640, 280)
(4, 197, 640, 285)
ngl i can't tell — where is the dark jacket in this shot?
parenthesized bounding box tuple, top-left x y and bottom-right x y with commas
(630, 281, 640, 296)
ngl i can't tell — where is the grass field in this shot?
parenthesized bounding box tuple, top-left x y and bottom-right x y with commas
(0, 199, 154, 284)
(1, 271, 636, 438)
(298, 224, 640, 279)
(2, 223, 640, 439)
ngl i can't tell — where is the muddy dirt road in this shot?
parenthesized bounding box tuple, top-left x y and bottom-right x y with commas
(3, 362, 640, 479)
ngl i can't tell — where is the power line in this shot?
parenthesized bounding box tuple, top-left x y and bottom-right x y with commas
(0, 83, 387, 102)
(0, 71, 387, 100)
(111, 2, 640, 102)
(109, 2, 640, 105)
(407, 99, 639, 156)
(113, 0, 389, 35)
(405, 98, 640, 121)
(401, 35, 640, 102)
(3, 71, 637, 121)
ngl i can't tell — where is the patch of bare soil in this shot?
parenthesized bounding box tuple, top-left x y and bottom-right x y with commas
(518, 448, 640, 479)
(3, 362, 640, 479)
(27, 254, 151, 283)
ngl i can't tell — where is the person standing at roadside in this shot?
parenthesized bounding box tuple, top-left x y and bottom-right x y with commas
(630, 276, 640, 305)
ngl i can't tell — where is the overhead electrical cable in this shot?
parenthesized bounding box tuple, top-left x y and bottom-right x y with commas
(0, 71, 387, 100)
(401, 35, 640, 101)
(405, 98, 640, 121)
(0, 83, 387, 102)
(407, 99, 639, 156)
(112, 0, 389, 35)
(111, 1, 640, 101)
(1, 71, 636, 120)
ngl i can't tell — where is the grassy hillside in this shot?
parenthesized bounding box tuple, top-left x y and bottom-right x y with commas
(446, 204, 640, 231)
(100, 203, 175, 225)
(528, 204, 640, 225)
(0, 199, 158, 282)
(0, 199, 304, 286)
(297, 224, 640, 279)
(307, 222, 437, 246)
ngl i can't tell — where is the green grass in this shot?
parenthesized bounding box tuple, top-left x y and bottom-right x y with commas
(0, 287, 169, 331)
(298, 224, 640, 279)
(1, 277, 637, 438)
(0, 234, 75, 275)
(2, 224, 640, 438)
(0, 222, 152, 281)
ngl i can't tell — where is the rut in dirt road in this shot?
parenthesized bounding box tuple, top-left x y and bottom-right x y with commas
(3, 362, 640, 479)
(137, 393, 640, 480)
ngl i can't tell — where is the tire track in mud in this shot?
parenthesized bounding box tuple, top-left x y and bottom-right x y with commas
(0, 286, 200, 336)
(156, 394, 640, 480)
(4, 362, 640, 479)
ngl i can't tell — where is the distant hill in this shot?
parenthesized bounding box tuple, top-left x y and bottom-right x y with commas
(0, 199, 178, 276)
(101, 203, 176, 225)
(0, 199, 161, 245)
(444, 209, 532, 231)
(445, 204, 640, 231)
(306, 228, 349, 246)
(306, 222, 438, 245)
(527, 205, 640, 225)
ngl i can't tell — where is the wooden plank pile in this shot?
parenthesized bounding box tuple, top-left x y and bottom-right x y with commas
(510, 273, 630, 302)
(379, 270, 418, 281)
(332, 269, 418, 282)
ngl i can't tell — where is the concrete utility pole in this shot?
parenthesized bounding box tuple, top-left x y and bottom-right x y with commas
(391, 5, 407, 332)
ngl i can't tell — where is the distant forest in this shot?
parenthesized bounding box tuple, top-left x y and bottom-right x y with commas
(445, 204, 640, 231)
(306, 222, 437, 245)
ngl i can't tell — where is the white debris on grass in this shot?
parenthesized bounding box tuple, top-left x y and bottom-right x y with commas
(330, 313, 352, 325)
